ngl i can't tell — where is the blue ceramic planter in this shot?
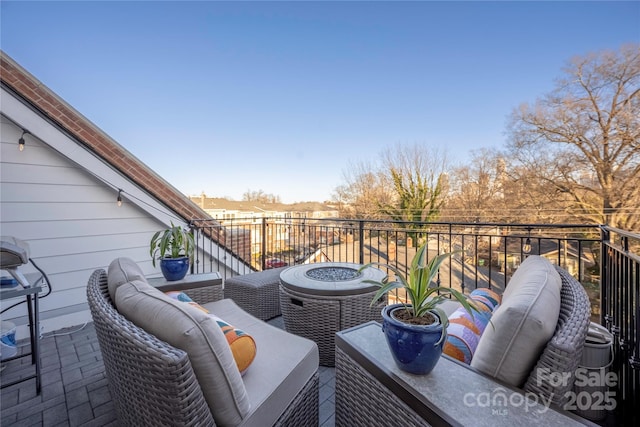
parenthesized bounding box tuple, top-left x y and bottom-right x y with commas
(381, 303, 446, 375)
(160, 257, 190, 281)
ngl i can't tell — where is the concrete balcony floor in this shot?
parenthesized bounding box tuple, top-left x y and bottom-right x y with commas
(0, 316, 336, 427)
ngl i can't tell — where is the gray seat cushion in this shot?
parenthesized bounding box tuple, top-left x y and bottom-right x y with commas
(224, 268, 286, 290)
(203, 299, 319, 427)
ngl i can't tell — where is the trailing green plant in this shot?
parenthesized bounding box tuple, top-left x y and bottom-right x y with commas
(359, 244, 479, 330)
(149, 222, 195, 267)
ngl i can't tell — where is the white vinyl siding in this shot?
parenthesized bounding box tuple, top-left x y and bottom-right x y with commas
(0, 89, 218, 340)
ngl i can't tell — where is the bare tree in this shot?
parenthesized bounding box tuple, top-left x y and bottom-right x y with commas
(333, 144, 449, 226)
(445, 148, 509, 223)
(379, 144, 448, 224)
(446, 148, 583, 224)
(332, 160, 392, 219)
(242, 190, 281, 204)
(508, 44, 640, 230)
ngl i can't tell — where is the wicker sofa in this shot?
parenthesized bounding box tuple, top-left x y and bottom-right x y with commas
(86, 257, 319, 426)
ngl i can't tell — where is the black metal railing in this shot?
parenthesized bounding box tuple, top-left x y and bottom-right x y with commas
(600, 226, 639, 425)
(190, 217, 637, 423)
(192, 217, 599, 286)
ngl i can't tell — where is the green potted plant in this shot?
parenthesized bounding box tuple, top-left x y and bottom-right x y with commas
(359, 244, 478, 374)
(149, 222, 195, 281)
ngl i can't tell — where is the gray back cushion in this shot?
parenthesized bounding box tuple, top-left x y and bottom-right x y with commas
(471, 255, 562, 386)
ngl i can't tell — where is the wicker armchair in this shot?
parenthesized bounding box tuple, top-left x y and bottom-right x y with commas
(523, 265, 592, 406)
(87, 269, 319, 426)
(87, 269, 215, 426)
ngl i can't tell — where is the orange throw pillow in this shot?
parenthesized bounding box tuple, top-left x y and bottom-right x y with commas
(165, 291, 257, 374)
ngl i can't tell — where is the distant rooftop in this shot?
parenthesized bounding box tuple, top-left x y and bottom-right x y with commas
(190, 194, 339, 214)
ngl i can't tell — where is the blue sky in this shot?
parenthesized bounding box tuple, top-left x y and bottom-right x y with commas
(2, 1, 639, 203)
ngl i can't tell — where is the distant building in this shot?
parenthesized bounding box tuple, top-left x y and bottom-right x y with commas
(189, 194, 340, 267)
(190, 193, 339, 222)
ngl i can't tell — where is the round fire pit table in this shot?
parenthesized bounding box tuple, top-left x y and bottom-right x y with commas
(279, 262, 386, 366)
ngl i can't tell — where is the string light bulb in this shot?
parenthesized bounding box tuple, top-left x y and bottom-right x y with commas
(117, 189, 123, 207)
(522, 227, 532, 254)
(18, 130, 29, 151)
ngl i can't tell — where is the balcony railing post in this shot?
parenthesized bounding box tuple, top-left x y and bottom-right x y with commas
(188, 223, 195, 275)
(261, 218, 267, 271)
(358, 220, 364, 265)
(600, 225, 610, 327)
